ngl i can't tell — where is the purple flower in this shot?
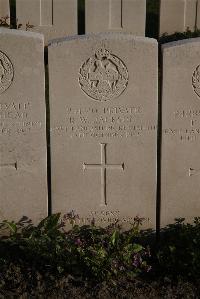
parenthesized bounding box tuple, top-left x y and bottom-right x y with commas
(75, 238, 82, 246)
(133, 253, 142, 267)
(146, 265, 152, 272)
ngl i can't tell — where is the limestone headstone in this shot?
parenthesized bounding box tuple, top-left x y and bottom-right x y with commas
(85, 0, 146, 36)
(0, 29, 47, 223)
(0, 0, 10, 25)
(49, 33, 157, 228)
(159, 0, 197, 36)
(161, 38, 200, 226)
(16, 0, 77, 44)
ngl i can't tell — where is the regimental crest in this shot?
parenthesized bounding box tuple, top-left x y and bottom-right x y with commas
(0, 51, 14, 95)
(78, 48, 128, 101)
(192, 65, 200, 98)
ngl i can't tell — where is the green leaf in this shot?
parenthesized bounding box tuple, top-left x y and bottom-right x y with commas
(3, 220, 17, 235)
(110, 230, 119, 246)
(38, 213, 61, 231)
(132, 244, 143, 253)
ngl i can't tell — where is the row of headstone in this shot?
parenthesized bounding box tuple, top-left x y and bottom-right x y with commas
(0, 0, 146, 45)
(1, 28, 200, 228)
(3, 1, 200, 42)
(159, 0, 200, 36)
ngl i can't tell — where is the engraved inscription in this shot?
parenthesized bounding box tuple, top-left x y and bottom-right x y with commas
(79, 48, 128, 101)
(0, 101, 43, 136)
(0, 162, 17, 170)
(0, 51, 14, 95)
(51, 105, 157, 139)
(40, 0, 53, 26)
(163, 109, 200, 142)
(66, 210, 149, 226)
(83, 143, 124, 206)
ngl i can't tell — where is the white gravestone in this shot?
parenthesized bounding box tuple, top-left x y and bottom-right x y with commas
(16, 0, 77, 44)
(161, 38, 200, 226)
(0, 29, 47, 223)
(159, 0, 197, 36)
(85, 0, 146, 36)
(49, 33, 157, 228)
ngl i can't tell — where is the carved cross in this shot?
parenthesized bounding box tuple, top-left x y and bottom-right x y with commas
(83, 143, 124, 206)
(0, 162, 17, 171)
(109, 0, 123, 29)
(40, 0, 53, 26)
(189, 168, 200, 176)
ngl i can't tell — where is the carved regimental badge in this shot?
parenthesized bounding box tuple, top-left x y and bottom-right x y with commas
(192, 65, 200, 98)
(0, 51, 14, 95)
(79, 48, 128, 101)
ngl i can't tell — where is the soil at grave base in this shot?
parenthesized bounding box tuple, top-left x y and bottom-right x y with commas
(0, 267, 200, 299)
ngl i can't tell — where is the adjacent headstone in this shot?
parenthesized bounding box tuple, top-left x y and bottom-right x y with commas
(161, 38, 200, 226)
(159, 0, 197, 36)
(49, 33, 157, 228)
(85, 0, 146, 36)
(0, 29, 47, 223)
(196, 0, 200, 29)
(16, 0, 77, 44)
(0, 0, 10, 25)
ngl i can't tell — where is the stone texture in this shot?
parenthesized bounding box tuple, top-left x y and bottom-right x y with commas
(16, 0, 77, 44)
(49, 33, 157, 228)
(0, 0, 10, 24)
(85, 0, 146, 36)
(0, 29, 47, 223)
(159, 0, 197, 36)
(161, 38, 200, 226)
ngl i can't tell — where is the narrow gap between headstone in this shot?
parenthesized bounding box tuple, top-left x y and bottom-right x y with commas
(78, 0, 85, 35)
(146, 0, 159, 38)
(195, 0, 198, 31)
(45, 49, 52, 216)
(9, 0, 16, 28)
(156, 45, 163, 239)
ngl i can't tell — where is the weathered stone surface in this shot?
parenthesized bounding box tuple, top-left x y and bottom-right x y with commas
(0, 0, 10, 24)
(159, 0, 197, 36)
(16, 0, 77, 44)
(49, 33, 157, 228)
(85, 0, 146, 36)
(161, 38, 200, 226)
(0, 29, 47, 223)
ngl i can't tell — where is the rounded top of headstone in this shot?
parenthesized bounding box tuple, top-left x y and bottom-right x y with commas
(162, 37, 200, 51)
(0, 28, 44, 41)
(48, 32, 157, 47)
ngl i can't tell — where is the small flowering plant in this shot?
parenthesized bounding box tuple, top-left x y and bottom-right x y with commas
(63, 213, 152, 280)
(0, 212, 152, 281)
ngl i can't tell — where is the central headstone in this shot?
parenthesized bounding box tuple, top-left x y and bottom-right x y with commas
(49, 33, 157, 228)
